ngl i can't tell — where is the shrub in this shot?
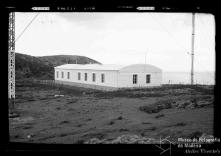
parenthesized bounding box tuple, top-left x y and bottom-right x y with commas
(139, 105, 160, 113)
(139, 99, 173, 114)
(117, 116, 123, 120)
(173, 122, 187, 127)
(188, 131, 203, 139)
(155, 114, 165, 119)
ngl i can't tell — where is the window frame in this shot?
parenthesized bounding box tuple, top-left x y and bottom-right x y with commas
(133, 74, 137, 84)
(78, 72, 81, 80)
(146, 74, 151, 83)
(92, 73, 96, 82)
(61, 71, 64, 78)
(84, 73, 87, 81)
(101, 73, 105, 83)
(56, 71, 59, 78)
(67, 72, 70, 79)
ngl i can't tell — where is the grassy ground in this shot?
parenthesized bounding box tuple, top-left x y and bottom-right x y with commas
(9, 81, 214, 144)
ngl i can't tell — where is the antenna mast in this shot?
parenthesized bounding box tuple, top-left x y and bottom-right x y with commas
(145, 52, 147, 64)
(8, 12, 15, 113)
(191, 13, 195, 85)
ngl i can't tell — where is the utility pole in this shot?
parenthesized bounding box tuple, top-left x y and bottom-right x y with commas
(145, 52, 147, 64)
(8, 12, 15, 114)
(8, 13, 39, 117)
(191, 13, 195, 85)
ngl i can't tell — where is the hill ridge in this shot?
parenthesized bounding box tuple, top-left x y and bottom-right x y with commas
(15, 52, 101, 80)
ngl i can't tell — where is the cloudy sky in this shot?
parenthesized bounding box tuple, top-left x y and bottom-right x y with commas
(15, 12, 215, 72)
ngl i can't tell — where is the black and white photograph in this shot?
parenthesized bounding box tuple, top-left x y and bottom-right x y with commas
(6, 4, 218, 153)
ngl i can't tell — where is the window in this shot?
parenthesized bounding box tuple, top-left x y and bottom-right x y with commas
(56, 71, 59, 78)
(61, 72, 64, 78)
(146, 74, 151, 83)
(84, 73, 87, 81)
(92, 73, 96, 82)
(133, 74, 137, 84)
(78, 72, 81, 80)
(101, 73, 105, 83)
(67, 72, 70, 79)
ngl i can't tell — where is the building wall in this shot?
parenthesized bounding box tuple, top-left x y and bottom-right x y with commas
(54, 65, 162, 90)
(55, 80, 118, 91)
(117, 72, 162, 88)
(116, 64, 162, 88)
(54, 68, 118, 87)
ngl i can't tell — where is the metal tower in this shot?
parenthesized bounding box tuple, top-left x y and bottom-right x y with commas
(191, 13, 195, 85)
(8, 12, 15, 109)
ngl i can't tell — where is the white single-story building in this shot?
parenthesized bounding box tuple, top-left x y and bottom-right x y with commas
(54, 64, 162, 91)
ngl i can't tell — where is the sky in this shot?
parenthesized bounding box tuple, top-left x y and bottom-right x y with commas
(15, 12, 215, 72)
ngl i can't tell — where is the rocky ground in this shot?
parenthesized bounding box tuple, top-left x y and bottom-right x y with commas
(9, 81, 214, 144)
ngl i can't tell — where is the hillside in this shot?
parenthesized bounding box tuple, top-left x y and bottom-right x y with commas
(37, 55, 101, 67)
(15, 53, 101, 80)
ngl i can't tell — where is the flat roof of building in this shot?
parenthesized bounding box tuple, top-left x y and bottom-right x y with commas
(55, 64, 162, 72)
(54, 64, 125, 71)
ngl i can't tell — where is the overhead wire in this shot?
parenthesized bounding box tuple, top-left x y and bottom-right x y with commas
(15, 13, 40, 42)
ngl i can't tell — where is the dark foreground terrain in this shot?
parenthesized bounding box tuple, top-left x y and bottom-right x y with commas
(9, 81, 214, 144)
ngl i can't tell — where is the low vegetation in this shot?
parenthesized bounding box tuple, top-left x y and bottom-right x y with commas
(139, 99, 173, 114)
(10, 80, 214, 144)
